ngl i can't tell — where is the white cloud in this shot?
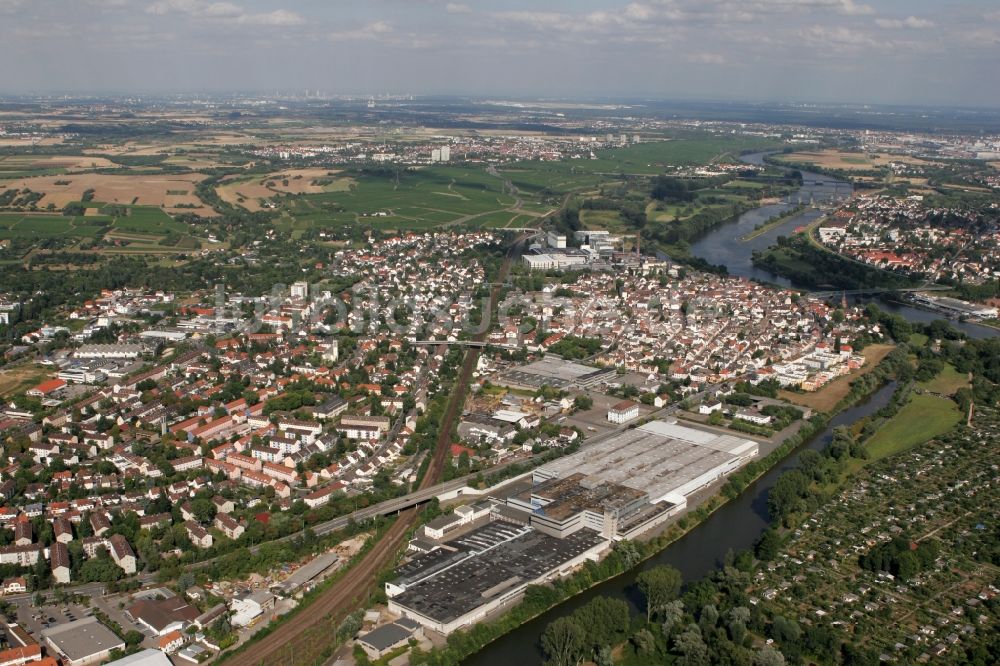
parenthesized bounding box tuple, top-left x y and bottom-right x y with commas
(146, 0, 303, 26)
(330, 21, 393, 42)
(238, 10, 304, 26)
(798, 24, 878, 47)
(445, 3, 471, 14)
(687, 52, 726, 64)
(875, 16, 934, 30)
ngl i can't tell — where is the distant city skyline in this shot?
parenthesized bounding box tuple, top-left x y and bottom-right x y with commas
(3, 1, 999, 108)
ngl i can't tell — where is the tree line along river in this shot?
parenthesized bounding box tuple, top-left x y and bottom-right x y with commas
(465, 156, 997, 665)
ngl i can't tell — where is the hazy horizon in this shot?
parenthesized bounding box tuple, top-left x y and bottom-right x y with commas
(3, 1, 999, 108)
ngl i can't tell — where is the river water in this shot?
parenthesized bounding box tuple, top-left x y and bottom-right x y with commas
(467, 381, 899, 665)
(465, 153, 996, 665)
(689, 152, 999, 340)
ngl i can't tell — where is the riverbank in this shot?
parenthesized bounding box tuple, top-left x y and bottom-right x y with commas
(424, 365, 910, 665)
(778, 343, 895, 412)
(739, 204, 808, 242)
(421, 417, 832, 665)
(459, 343, 912, 666)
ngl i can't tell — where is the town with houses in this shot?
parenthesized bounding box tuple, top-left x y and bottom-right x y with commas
(0, 86, 998, 664)
(817, 195, 1000, 288)
(0, 219, 896, 664)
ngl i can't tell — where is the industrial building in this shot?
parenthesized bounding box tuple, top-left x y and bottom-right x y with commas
(506, 473, 681, 540)
(387, 521, 608, 635)
(522, 250, 590, 271)
(386, 419, 756, 636)
(356, 618, 423, 659)
(74, 344, 143, 360)
(42, 617, 125, 666)
(495, 357, 615, 391)
(909, 293, 998, 319)
(534, 420, 758, 507)
(273, 550, 341, 596)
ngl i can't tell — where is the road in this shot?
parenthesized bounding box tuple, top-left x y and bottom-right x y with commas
(223, 236, 526, 666)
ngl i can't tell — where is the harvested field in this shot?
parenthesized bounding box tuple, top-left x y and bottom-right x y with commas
(0, 155, 120, 171)
(779, 343, 896, 412)
(0, 172, 216, 216)
(217, 169, 353, 211)
(776, 149, 936, 171)
(0, 136, 64, 147)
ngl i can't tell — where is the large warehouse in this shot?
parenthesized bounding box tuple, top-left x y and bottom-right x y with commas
(387, 521, 607, 635)
(496, 357, 615, 391)
(534, 419, 758, 507)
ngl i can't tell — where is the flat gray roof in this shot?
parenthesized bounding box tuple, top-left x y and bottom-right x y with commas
(392, 521, 605, 624)
(42, 616, 125, 661)
(535, 420, 757, 503)
(496, 357, 614, 390)
(277, 550, 341, 592)
(359, 622, 412, 652)
(105, 649, 173, 666)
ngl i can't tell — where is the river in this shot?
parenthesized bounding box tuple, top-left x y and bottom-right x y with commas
(465, 153, 996, 665)
(689, 152, 999, 340)
(466, 382, 900, 665)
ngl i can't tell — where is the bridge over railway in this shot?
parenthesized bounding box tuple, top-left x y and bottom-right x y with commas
(410, 339, 521, 350)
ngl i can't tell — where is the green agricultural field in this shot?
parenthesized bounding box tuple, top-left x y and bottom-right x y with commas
(0, 205, 199, 252)
(723, 179, 768, 189)
(112, 205, 187, 234)
(281, 166, 520, 229)
(865, 393, 962, 460)
(509, 137, 783, 181)
(0, 213, 111, 240)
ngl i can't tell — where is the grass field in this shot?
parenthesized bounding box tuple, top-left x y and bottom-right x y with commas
(580, 208, 625, 230)
(0, 365, 51, 398)
(779, 344, 896, 412)
(865, 392, 962, 460)
(917, 363, 970, 396)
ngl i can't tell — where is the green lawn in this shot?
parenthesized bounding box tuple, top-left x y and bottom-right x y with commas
(865, 393, 962, 460)
(917, 364, 970, 396)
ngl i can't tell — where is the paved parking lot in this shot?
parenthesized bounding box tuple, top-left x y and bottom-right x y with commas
(564, 389, 654, 435)
(16, 601, 92, 637)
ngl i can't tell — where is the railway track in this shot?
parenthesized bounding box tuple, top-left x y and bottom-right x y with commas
(227, 236, 523, 666)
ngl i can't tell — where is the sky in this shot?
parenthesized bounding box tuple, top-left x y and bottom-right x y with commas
(3, 0, 999, 107)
